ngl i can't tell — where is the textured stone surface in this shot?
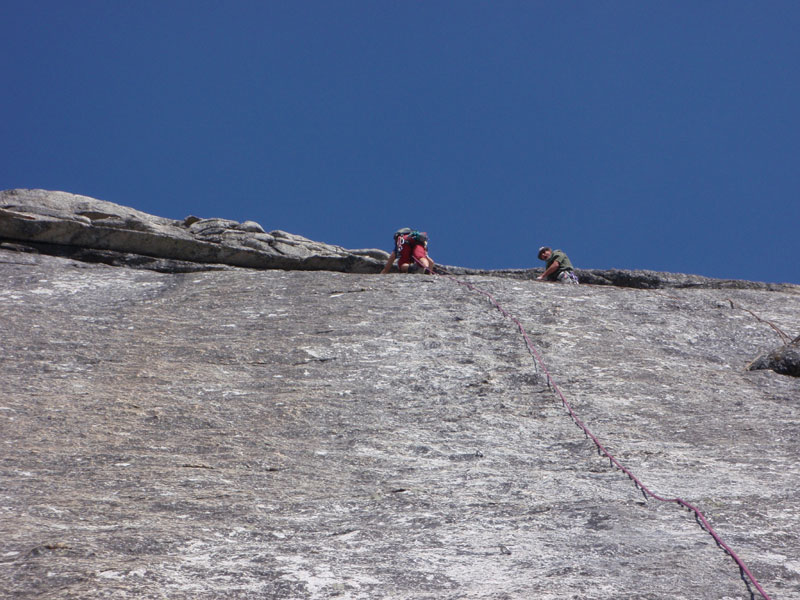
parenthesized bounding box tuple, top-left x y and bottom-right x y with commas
(4, 189, 797, 294)
(1, 246, 799, 599)
(0, 189, 387, 273)
(749, 337, 800, 377)
(449, 267, 798, 292)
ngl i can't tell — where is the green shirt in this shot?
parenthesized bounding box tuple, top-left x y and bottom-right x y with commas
(546, 249, 573, 280)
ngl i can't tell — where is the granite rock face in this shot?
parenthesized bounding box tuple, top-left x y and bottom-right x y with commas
(1, 190, 800, 599)
(3, 189, 797, 293)
(0, 189, 388, 273)
(749, 337, 800, 377)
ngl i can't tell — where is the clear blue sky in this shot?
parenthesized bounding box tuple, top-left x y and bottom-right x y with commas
(2, 1, 798, 283)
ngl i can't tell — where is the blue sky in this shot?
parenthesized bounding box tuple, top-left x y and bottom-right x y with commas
(2, 1, 798, 283)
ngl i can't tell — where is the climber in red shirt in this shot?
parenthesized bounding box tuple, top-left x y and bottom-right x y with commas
(380, 228, 434, 274)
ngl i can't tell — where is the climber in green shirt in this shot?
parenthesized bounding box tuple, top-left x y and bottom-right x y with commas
(537, 246, 579, 284)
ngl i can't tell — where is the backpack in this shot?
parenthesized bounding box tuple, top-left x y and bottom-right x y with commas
(407, 230, 428, 245)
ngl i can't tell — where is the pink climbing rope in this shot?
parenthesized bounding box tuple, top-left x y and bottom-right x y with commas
(423, 264, 772, 600)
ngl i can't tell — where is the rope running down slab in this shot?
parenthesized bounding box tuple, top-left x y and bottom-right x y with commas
(422, 263, 772, 600)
